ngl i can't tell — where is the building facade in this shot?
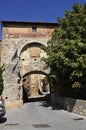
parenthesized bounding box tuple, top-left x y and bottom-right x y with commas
(1, 21, 57, 107)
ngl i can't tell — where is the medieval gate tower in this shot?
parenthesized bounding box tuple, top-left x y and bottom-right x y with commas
(0, 21, 57, 108)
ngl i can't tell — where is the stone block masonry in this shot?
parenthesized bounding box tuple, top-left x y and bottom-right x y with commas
(51, 95, 86, 116)
(1, 21, 57, 108)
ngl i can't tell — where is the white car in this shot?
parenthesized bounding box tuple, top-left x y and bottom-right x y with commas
(0, 96, 6, 118)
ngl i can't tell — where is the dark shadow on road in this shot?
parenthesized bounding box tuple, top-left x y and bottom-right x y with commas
(24, 94, 63, 110)
(0, 117, 7, 123)
(24, 94, 78, 112)
(23, 94, 51, 103)
(39, 100, 63, 111)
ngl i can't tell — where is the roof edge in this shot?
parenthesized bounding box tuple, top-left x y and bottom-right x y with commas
(0, 20, 58, 26)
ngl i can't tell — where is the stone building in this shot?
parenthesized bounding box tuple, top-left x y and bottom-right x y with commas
(0, 21, 57, 107)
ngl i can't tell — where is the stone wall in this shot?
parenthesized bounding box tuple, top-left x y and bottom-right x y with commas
(51, 94, 86, 116)
(1, 21, 57, 107)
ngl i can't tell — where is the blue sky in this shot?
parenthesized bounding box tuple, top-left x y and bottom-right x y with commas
(0, 0, 86, 23)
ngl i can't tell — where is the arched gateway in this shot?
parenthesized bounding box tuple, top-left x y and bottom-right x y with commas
(19, 42, 50, 102)
(0, 21, 57, 107)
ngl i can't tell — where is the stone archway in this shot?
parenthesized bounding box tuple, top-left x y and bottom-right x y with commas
(18, 40, 47, 57)
(22, 72, 50, 102)
(18, 42, 50, 102)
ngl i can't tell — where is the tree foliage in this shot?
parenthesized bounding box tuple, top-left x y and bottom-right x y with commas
(43, 3, 86, 98)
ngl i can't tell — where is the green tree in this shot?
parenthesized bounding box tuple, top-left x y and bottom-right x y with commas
(43, 3, 86, 98)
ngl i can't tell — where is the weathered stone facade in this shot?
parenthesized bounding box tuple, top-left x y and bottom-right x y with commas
(1, 21, 57, 107)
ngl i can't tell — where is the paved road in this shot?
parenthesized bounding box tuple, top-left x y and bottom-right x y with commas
(0, 97, 86, 130)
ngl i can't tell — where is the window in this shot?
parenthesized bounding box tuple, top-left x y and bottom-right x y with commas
(32, 26, 37, 33)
